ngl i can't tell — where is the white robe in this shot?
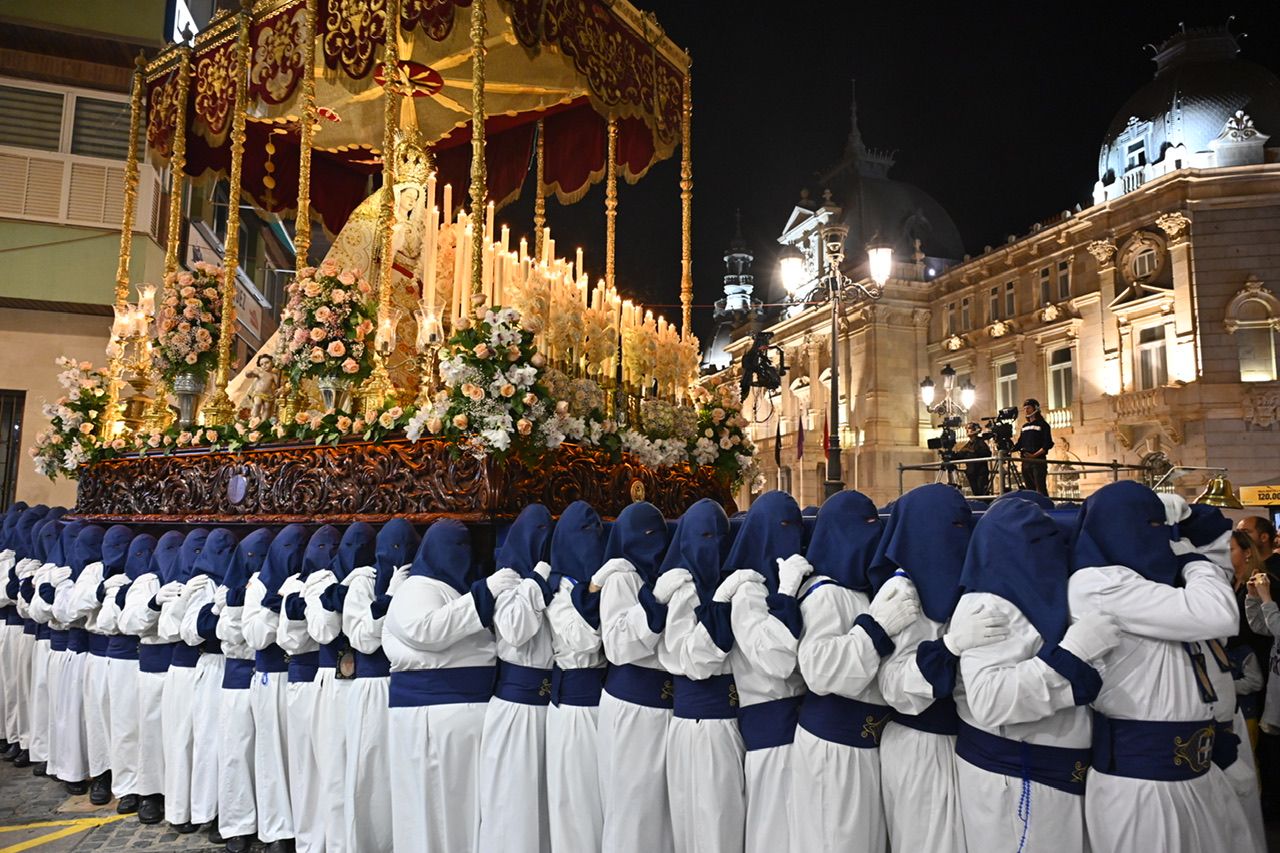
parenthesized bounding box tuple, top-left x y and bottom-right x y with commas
(1068, 561, 1240, 853)
(661, 581, 746, 853)
(303, 569, 353, 853)
(794, 578, 891, 853)
(215, 594, 258, 840)
(95, 578, 140, 797)
(158, 580, 199, 824)
(26, 561, 56, 764)
(50, 574, 88, 783)
(242, 572, 294, 844)
(341, 568, 393, 853)
(952, 593, 1092, 852)
(179, 575, 223, 825)
(597, 568, 674, 853)
(1199, 636, 1264, 853)
(12, 557, 41, 749)
(875, 574, 966, 853)
(278, 577, 324, 853)
(67, 561, 111, 778)
(0, 550, 20, 744)
(384, 576, 495, 853)
(120, 571, 166, 796)
(545, 580, 606, 853)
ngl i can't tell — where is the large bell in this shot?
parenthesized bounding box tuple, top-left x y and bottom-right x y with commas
(1195, 474, 1243, 509)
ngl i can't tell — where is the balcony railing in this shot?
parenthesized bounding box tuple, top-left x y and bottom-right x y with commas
(1044, 407, 1073, 430)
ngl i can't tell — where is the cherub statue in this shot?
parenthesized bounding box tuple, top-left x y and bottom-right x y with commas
(245, 354, 279, 423)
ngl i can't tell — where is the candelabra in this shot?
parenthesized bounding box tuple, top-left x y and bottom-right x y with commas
(413, 300, 445, 408)
(108, 284, 160, 434)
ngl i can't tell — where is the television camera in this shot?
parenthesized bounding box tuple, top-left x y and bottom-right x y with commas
(739, 331, 787, 401)
(977, 406, 1020, 453)
(926, 415, 965, 458)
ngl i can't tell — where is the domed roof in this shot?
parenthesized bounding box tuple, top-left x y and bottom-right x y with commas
(1097, 27, 1280, 187)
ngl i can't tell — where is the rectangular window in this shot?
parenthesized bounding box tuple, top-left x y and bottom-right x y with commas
(1133, 248, 1158, 280)
(1126, 141, 1146, 169)
(778, 465, 792, 494)
(1057, 260, 1071, 300)
(989, 286, 1000, 321)
(1137, 326, 1168, 390)
(70, 96, 131, 160)
(960, 297, 971, 331)
(1237, 327, 1277, 382)
(1048, 347, 1074, 409)
(1004, 281, 1016, 318)
(996, 361, 1019, 410)
(945, 302, 956, 336)
(0, 390, 25, 511)
(0, 85, 64, 152)
(1039, 267, 1051, 306)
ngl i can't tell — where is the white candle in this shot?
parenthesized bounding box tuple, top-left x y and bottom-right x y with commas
(442, 184, 452, 226)
(424, 205, 438, 310)
(485, 201, 495, 244)
(576, 247, 584, 280)
(519, 237, 528, 263)
(541, 228, 552, 264)
(500, 224, 510, 256)
(426, 172, 437, 213)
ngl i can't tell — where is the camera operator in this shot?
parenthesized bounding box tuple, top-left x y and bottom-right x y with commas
(956, 422, 991, 496)
(1013, 398, 1054, 495)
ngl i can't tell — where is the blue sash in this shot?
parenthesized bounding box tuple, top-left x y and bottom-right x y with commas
(603, 663, 673, 710)
(550, 666, 604, 707)
(170, 644, 200, 668)
(388, 666, 497, 708)
(957, 721, 1090, 796)
(494, 662, 553, 706)
(255, 646, 289, 673)
(1212, 720, 1239, 771)
(36, 624, 50, 641)
(738, 695, 804, 751)
(3, 607, 20, 626)
(200, 638, 222, 655)
(106, 636, 138, 660)
(50, 629, 69, 652)
(673, 674, 737, 720)
(319, 640, 343, 669)
(222, 658, 254, 690)
(87, 633, 109, 656)
(798, 692, 895, 749)
(139, 642, 174, 674)
(289, 651, 320, 683)
(1091, 712, 1216, 782)
(892, 696, 959, 736)
(67, 628, 89, 653)
(24, 620, 37, 636)
(354, 649, 390, 679)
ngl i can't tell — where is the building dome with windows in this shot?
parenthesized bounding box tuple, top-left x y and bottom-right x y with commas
(1095, 25, 1280, 202)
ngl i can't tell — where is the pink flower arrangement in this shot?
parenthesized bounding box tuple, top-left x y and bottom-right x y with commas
(278, 264, 376, 384)
(152, 263, 223, 384)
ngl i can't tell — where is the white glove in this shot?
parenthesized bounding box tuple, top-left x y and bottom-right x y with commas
(942, 602, 1011, 654)
(867, 584, 921, 637)
(213, 585, 228, 614)
(154, 580, 184, 605)
(652, 568, 692, 604)
(776, 554, 814, 597)
(714, 569, 765, 602)
(304, 569, 336, 598)
(346, 565, 377, 586)
(485, 568, 522, 596)
(1059, 612, 1122, 664)
(591, 558, 637, 588)
(1158, 493, 1191, 527)
(533, 560, 552, 581)
(49, 566, 72, 585)
(103, 574, 130, 591)
(386, 565, 410, 596)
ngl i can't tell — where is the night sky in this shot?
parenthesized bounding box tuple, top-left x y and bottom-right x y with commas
(499, 2, 1280, 344)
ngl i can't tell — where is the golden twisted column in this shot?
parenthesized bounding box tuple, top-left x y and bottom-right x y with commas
(100, 54, 147, 438)
(201, 8, 253, 426)
(605, 116, 617, 290)
(533, 118, 545, 259)
(680, 64, 693, 337)
(294, 0, 318, 273)
(359, 0, 402, 412)
(468, 0, 487, 308)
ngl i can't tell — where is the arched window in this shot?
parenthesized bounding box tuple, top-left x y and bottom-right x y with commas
(1225, 277, 1280, 383)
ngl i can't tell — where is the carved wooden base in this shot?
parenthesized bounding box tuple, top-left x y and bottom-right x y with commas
(72, 438, 736, 523)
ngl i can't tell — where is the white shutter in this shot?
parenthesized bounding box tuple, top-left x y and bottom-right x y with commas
(0, 152, 67, 220)
(67, 161, 109, 223)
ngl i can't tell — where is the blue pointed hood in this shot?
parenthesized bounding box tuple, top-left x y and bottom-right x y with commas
(302, 525, 341, 579)
(721, 490, 803, 592)
(150, 530, 185, 583)
(603, 501, 670, 584)
(805, 490, 884, 592)
(374, 519, 418, 597)
(659, 498, 730, 601)
(869, 484, 973, 622)
(14, 506, 50, 560)
(55, 521, 85, 568)
(71, 525, 106, 581)
(549, 501, 606, 587)
(124, 533, 157, 581)
(1071, 480, 1184, 585)
(1, 502, 27, 550)
(173, 528, 210, 584)
(333, 523, 377, 581)
(994, 489, 1055, 511)
(260, 524, 308, 594)
(226, 528, 274, 591)
(1179, 504, 1233, 549)
(497, 504, 554, 575)
(101, 525, 135, 577)
(960, 497, 1071, 645)
(193, 529, 238, 585)
(409, 519, 473, 593)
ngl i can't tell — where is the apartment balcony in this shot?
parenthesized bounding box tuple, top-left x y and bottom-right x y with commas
(0, 146, 162, 238)
(1106, 383, 1203, 448)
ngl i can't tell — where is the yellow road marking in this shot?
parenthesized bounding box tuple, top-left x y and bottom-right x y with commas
(0, 814, 127, 852)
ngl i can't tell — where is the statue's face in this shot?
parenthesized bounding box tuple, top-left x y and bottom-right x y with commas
(397, 186, 421, 216)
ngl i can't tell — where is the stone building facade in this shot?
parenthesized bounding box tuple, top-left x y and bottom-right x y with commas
(715, 27, 1280, 508)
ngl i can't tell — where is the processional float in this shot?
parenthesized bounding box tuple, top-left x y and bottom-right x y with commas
(40, 0, 760, 524)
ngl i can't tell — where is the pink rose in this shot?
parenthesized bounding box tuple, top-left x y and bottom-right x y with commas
(310, 347, 326, 363)
(303, 282, 322, 298)
(555, 400, 569, 416)
(452, 414, 469, 429)
(517, 418, 532, 436)
(336, 416, 352, 433)
(148, 434, 162, 448)
(338, 271, 356, 286)
(358, 280, 372, 295)
(341, 358, 360, 374)
(327, 341, 346, 357)
(330, 288, 348, 304)
(185, 353, 198, 364)
(522, 393, 537, 406)
(531, 352, 546, 368)
(499, 384, 516, 398)
(473, 343, 492, 360)
(315, 306, 333, 323)
(309, 327, 327, 342)
(427, 417, 443, 434)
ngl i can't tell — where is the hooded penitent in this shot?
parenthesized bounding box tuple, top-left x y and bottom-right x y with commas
(496, 505, 554, 576)
(868, 483, 973, 623)
(603, 501, 671, 585)
(993, 489, 1056, 511)
(549, 501, 606, 589)
(100, 526, 135, 578)
(124, 534, 158, 582)
(173, 528, 211, 585)
(259, 524, 309, 608)
(54, 521, 86, 569)
(408, 519, 473, 593)
(374, 520, 419, 598)
(192, 529, 238, 586)
(150, 531, 186, 584)
(804, 490, 884, 592)
(334, 523, 377, 581)
(71, 526, 106, 583)
(1071, 480, 1187, 586)
(301, 525, 342, 579)
(658, 498, 731, 604)
(720, 490, 804, 593)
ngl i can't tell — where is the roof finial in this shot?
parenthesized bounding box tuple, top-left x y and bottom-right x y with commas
(846, 78, 864, 158)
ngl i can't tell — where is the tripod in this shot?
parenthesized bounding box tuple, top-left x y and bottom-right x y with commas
(935, 452, 962, 488)
(996, 450, 1025, 493)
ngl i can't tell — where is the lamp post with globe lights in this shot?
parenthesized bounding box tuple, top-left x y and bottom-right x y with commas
(779, 223, 892, 501)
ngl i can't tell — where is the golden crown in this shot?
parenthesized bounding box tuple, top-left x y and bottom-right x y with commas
(393, 127, 434, 185)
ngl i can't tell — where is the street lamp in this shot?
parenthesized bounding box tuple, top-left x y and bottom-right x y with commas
(779, 223, 892, 501)
(920, 363, 974, 420)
